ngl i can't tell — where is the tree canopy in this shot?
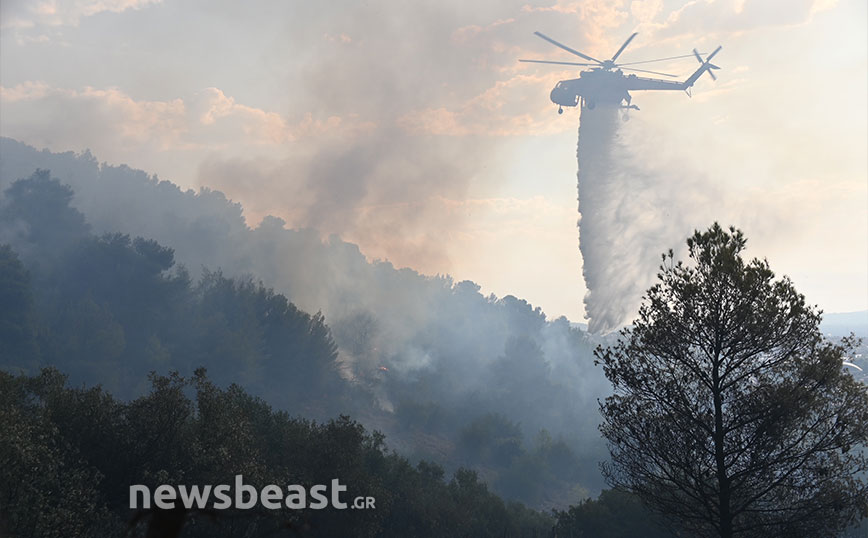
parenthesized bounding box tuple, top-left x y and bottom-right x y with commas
(0, 368, 553, 537)
(597, 223, 868, 537)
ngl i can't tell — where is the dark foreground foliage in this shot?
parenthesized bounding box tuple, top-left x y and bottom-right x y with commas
(0, 368, 553, 537)
(597, 224, 868, 537)
(552, 488, 678, 538)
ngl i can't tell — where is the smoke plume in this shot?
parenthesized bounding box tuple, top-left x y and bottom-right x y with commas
(576, 105, 694, 334)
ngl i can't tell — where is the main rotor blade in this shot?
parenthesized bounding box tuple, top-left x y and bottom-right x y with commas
(618, 53, 705, 66)
(705, 45, 722, 63)
(534, 31, 603, 64)
(620, 67, 678, 77)
(611, 32, 638, 61)
(519, 59, 596, 66)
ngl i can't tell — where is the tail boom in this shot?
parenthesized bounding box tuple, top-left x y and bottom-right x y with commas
(681, 45, 722, 90)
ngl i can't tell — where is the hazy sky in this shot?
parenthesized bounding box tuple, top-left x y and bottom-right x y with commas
(1, 0, 866, 322)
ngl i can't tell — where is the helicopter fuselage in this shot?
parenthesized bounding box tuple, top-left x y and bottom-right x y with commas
(549, 60, 718, 112)
(550, 69, 632, 109)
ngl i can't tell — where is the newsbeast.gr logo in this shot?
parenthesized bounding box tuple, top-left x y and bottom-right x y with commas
(130, 475, 375, 510)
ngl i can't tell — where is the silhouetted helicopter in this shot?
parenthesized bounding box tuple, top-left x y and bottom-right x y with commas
(520, 32, 722, 113)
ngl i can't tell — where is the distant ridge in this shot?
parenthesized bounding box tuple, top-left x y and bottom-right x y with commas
(570, 311, 868, 339)
(820, 310, 868, 337)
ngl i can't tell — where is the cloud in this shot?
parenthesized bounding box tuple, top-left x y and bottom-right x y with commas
(0, 0, 162, 28)
(0, 82, 376, 210)
(323, 33, 353, 45)
(1, 82, 188, 149)
(646, 0, 835, 40)
(193, 87, 375, 145)
(452, 18, 517, 43)
(630, 0, 663, 22)
(397, 73, 573, 136)
(0, 82, 371, 151)
(521, 0, 630, 50)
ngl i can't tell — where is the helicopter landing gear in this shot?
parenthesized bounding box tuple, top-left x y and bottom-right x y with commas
(558, 106, 563, 115)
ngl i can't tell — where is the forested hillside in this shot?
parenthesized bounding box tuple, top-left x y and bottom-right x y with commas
(0, 143, 611, 509)
(1, 367, 555, 537)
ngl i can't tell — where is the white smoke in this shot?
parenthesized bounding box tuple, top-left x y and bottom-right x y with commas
(576, 105, 713, 334)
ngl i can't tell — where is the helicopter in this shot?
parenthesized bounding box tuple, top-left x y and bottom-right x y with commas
(520, 32, 722, 113)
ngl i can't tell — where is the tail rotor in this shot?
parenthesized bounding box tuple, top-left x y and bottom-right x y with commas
(693, 47, 720, 81)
